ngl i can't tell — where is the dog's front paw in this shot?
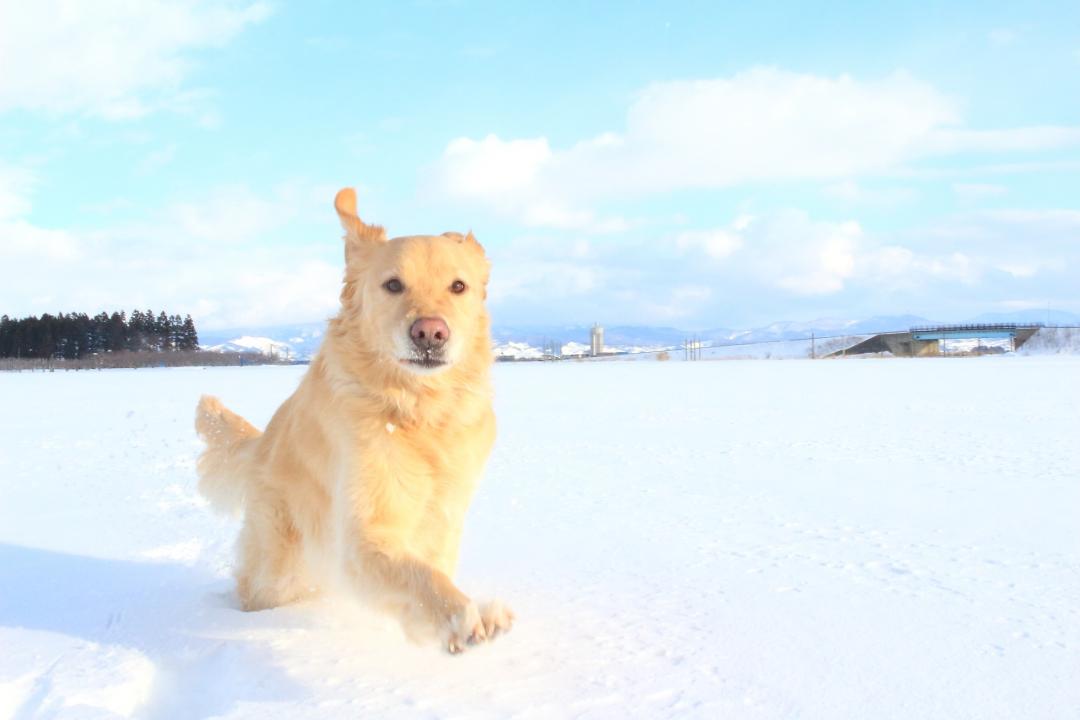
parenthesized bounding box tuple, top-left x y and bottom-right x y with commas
(443, 599, 484, 654)
(478, 600, 514, 638)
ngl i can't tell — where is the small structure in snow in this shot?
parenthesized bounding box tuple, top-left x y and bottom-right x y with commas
(590, 323, 604, 357)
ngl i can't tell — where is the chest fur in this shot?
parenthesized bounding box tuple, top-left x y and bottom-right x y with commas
(346, 408, 494, 543)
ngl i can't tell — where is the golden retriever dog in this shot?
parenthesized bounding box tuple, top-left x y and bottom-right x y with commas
(194, 187, 511, 653)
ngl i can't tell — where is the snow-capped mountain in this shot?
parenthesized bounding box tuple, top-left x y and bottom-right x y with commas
(200, 323, 326, 360)
(198, 310, 1077, 362)
(494, 341, 546, 360)
(204, 336, 297, 358)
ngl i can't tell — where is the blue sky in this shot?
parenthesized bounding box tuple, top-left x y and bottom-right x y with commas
(2, 1, 1079, 330)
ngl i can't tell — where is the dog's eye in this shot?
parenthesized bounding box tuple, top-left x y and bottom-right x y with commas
(383, 278, 404, 294)
(450, 280, 467, 294)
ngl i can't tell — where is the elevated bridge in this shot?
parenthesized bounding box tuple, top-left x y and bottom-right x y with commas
(911, 323, 1031, 341)
(830, 324, 1042, 357)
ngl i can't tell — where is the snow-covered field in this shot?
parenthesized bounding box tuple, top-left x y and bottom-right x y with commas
(1, 358, 1078, 719)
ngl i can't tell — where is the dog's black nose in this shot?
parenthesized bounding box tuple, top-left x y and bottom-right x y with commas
(410, 317, 450, 350)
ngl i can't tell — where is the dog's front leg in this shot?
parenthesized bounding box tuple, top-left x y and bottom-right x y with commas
(347, 532, 486, 653)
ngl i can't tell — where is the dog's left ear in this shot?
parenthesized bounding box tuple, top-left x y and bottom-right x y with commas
(464, 231, 484, 253)
(334, 188, 386, 264)
(462, 231, 491, 293)
(443, 230, 486, 255)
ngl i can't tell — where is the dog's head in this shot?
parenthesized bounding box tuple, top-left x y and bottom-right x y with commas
(333, 187, 491, 377)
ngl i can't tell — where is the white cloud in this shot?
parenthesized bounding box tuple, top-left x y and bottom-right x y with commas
(0, 1, 271, 119)
(484, 210, 878, 328)
(441, 135, 551, 199)
(481, 202, 1080, 327)
(0, 219, 82, 262)
(0, 165, 35, 220)
(436, 69, 959, 203)
(430, 68, 1080, 230)
(434, 134, 630, 232)
(488, 237, 604, 305)
(642, 285, 715, 321)
(863, 246, 980, 286)
(996, 263, 1038, 278)
(670, 212, 863, 295)
(218, 259, 343, 328)
(871, 209, 1080, 291)
(610, 70, 955, 188)
(519, 202, 632, 234)
(0, 181, 345, 329)
(0, 166, 81, 263)
(165, 184, 300, 243)
(823, 180, 917, 206)
(747, 214, 861, 295)
(675, 228, 743, 260)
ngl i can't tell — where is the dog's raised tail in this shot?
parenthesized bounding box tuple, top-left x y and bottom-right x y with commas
(195, 395, 262, 515)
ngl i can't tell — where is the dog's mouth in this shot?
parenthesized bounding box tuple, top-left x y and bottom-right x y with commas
(402, 357, 446, 368)
(399, 351, 448, 370)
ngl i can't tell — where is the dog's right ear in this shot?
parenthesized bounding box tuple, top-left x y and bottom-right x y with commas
(334, 188, 386, 264)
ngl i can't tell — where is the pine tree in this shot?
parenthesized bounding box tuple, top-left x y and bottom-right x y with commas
(36, 315, 56, 358)
(169, 314, 182, 351)
(180, 315, 199, 350)
(0, 315, 10, 357)
(143, 309, 155, 350)
(91, 312, 109, 353)
(128, 310, 144, 351)
(157, 311, 171, 351)
(74, 313, 92, 358)
(12, 323, 24, 358)
(107, 312, 126, 352)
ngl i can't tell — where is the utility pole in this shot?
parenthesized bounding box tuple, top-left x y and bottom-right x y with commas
(811, 331, 816, 360)
(685, 336, 701, 361)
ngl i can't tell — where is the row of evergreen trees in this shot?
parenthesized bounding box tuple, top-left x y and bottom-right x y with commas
(0, 311, 199, 360)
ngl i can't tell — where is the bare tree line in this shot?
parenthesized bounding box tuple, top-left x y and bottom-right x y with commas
(0, 350, 289, 373)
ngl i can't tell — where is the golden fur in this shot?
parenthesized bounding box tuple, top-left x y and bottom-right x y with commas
(195, 187, 511, 653)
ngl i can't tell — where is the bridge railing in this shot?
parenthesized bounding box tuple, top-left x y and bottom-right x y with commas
(909, 323, 1043, 334)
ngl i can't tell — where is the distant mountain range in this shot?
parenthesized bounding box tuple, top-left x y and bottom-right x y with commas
(491, 315, 935, 347)
(199, 310, 1080, 361)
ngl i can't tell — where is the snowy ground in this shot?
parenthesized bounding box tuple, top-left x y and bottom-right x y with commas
(1, 358, 1078, 719)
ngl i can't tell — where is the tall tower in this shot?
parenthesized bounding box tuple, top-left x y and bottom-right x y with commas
(590, 323, 604, 356)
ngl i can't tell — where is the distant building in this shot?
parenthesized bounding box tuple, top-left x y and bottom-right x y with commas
(590, 323, 604, 356)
